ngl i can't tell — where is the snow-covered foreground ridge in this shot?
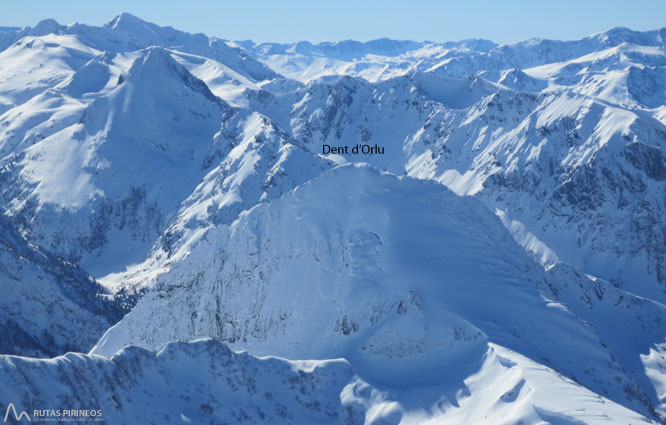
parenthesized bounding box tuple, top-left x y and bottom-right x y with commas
(0, 339, 657, 425)
(0, 12, 665, 424)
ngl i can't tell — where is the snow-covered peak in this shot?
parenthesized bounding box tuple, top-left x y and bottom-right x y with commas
(123, 46, 220, 104)
(31, 18, 64, 35)
(105, 12, 152, 31)
(0, 13, 279, 85)
(591, 26, 666, 49)
(0, 44, 234, 277)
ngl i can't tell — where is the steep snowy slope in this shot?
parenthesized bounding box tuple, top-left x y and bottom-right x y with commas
(0, 216, 121, 358)
(0, 46, 234, 277)
(545, 263, 666, 418)
(1, 339, 655, 425)
(92, 164, 658, 417)
(432, 90, 666, 302)
(100, 110, 334, 292)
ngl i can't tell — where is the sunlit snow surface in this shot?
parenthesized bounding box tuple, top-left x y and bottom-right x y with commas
(1, 13, 665, 424)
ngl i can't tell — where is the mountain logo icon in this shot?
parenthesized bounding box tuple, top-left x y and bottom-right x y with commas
(3, 403, 31, 422)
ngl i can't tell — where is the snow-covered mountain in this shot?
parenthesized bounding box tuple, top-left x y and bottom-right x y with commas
(91, 164, 661, 418)
(1, 13, 665, 424)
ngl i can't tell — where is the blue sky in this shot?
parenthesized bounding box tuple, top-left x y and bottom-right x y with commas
(3, 0, 665, 44)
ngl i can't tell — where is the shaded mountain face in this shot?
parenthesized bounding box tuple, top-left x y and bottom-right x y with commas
(0, 216, 122, 357)
(1, 14, 666, 424)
